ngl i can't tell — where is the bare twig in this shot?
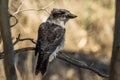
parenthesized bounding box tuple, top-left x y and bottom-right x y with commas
(9, 0, 56, 28)
(13, 0, 25, 15)
(13, 0, 56, 15)
(9, 14, 18, 27)
(41, 0, 56, 10)
(0, 47, 35, 59)
(14, 47, 35, 53)
(13, 34, 36, 45)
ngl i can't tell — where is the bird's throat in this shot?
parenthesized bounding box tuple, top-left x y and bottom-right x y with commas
(47, 19, 65, 28)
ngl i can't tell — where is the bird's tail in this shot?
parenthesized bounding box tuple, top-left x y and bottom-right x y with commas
(35, 53, 49, 76)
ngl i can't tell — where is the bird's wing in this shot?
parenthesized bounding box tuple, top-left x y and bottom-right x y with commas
(35, 22, 65, 56)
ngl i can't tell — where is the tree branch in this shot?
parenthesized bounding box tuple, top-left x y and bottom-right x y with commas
(13, 34, 36, 45)
(0, 0, 17, 79)
(12, 0, 56, 15)
(57, 52, 109, 78)
(13, 0, 25, 15)
(9, 14, 18, 27)
(9, 0, 56, 28)
(0, 46, 109, 78)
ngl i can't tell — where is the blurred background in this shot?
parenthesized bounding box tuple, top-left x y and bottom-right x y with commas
(0, 0, 115, 80)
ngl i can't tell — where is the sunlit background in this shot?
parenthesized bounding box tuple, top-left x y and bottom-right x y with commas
(0, 0, 115, 80)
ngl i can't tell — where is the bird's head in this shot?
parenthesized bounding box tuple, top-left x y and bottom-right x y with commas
(47, 8, 77, 26)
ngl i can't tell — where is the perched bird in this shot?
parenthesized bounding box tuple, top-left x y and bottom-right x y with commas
(35, 8, 77, 75)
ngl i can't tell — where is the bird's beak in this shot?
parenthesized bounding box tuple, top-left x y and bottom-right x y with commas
(66, 13, 77, 19)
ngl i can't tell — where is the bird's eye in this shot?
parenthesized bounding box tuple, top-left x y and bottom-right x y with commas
(53, 12, 65, 17)
(53, 13, 58, 17)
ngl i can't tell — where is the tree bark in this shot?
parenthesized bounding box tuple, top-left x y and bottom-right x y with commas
(0, 0, 17, 80)
(109, 0, 120, 80)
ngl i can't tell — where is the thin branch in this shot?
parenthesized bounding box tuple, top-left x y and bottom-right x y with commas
(41, 0, 56, 10)
(9, 14, 18, 27)
(0, 47, 35, 59)
(14, 47, 35, 53)
(57, 52, 109, 78)
(13, 34, 36, 45)
(44, 9, 50, 14)
(9, 0, 56, 28)
(13, 0, 56, 15)
(13, 0, 25, 15)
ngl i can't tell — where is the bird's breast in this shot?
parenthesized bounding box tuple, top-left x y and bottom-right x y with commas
(49, 39, 65, 62)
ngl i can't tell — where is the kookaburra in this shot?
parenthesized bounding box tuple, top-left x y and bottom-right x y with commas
(35, 8, 77, 75)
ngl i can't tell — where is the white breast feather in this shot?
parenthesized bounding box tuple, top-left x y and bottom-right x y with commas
(49, 47, 60, 62)
(49, 39, 64, 62)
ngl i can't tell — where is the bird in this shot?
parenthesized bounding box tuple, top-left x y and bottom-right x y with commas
(35, 8, 77, 76)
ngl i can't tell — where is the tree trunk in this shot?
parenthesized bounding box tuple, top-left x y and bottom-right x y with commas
(0, 0, 17, 80)
(109, 0, 120, 80)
